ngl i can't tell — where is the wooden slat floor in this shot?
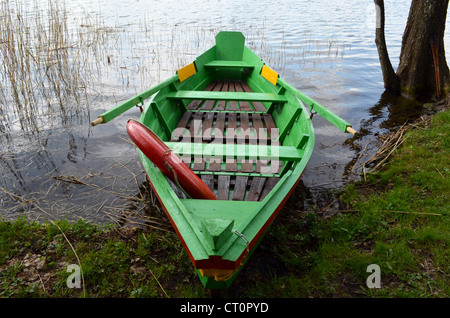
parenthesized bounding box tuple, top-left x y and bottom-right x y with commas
(169, 79, 282, 202)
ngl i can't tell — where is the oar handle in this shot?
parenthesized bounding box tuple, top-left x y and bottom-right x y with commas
(91, 117, 105, 126)
(346, 127, 357, 136)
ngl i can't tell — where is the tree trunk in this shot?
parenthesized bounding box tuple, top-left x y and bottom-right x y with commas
(374, 0, 400, 92)
(374, 0, 450, 99)
(396, 0, 450, 98)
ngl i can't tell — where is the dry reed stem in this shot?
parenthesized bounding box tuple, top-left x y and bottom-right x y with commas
(148, 268, 169, 298)
(33, 204, 87, 297)
(1, 157, 166, 231)
(354, 113, 436, 179)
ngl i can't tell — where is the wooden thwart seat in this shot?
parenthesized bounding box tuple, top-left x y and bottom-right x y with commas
(203, 60, 255, 69)
(165, 142, 304, 162)
(182, 80, 273, 112)
(167, 90, 287, 103)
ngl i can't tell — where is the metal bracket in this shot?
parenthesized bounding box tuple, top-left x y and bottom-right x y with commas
(309, 104, 317, 119)
(233, 229, 249, 251)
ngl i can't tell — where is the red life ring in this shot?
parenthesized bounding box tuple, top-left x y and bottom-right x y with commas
(126, 119, 217, 200)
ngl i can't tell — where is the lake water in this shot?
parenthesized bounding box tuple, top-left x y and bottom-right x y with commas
(1, 0, 449, 223)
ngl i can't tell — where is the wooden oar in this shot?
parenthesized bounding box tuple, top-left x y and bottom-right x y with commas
(278, 78, 357, 136)
(91, 75, 178, 126)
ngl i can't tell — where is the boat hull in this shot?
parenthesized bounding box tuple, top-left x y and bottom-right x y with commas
(92, 30, 354, 290)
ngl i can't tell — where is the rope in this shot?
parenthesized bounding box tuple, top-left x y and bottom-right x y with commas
(161, 149, 191, 199)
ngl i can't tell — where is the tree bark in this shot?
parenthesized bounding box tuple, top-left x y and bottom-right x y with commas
(374, 0, 450, 99)
(374, 0, 400, 92)
(396, 0, 450, 98)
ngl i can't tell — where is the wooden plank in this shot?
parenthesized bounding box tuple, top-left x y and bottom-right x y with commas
(251, 113, 266, 141)
(241, 160, 254, 173)
(238, 112, 256, 145)
(215, 80, 229, 111)
(246, 177, 266, 201)
(233, 81, 252, 111)
(261, 113, 282, 174)
(226, 112, 237, 142)
(232, 176, 248, 201)
(170, 111, 192, 141)
(225, 158, 237, 172)
(251, 113, 266, 172)
(259, 177, 280, 201)
(228, 81, 238, 111)
(193, 156, 205, 171)
(262, 113, 280, 145)
(190, 112, 204, 143)
(269, 159, 283, 174)
(225, 113, 237, 172)
(187, 99, 203, 110)
(201, 80, 224, 110)
(178, 111, 193, 129)
(202, 112, 215, 142)
(239, 112, 250, 134)
(166, 177, 188, 199)
(239, 109, 254, 171)
(187, 81, 217, 110)
(181, 155, 191, 169)
(168, 81, 287, 202)
(241, 82, 267, 111)
(201, 175, 215, 193)
(217, 175, 230, 200)
(236, 112, 253, 172)
(208, 157, 222, 172)
(213, 112, 226, 143)
(252, 101, 268, 112)
(208, 112, 226, 171)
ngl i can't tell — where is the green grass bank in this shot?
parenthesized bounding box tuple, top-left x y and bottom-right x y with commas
(1, 108, 448, 298)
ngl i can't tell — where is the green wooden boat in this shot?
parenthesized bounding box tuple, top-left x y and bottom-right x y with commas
(92, 31, 355, 290)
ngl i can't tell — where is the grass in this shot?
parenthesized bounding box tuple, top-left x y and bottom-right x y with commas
(1, 109, 448, 298)
(0, 217, 208, 298)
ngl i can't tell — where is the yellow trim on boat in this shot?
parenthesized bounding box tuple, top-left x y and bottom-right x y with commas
(177, 62, 197, 82)
(199, 268, 235, 281)
(261, 64, 278, 86)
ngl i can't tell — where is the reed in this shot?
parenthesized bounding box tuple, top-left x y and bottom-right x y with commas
(0, 0, 110, 130)
(0, 1, 346, 132)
